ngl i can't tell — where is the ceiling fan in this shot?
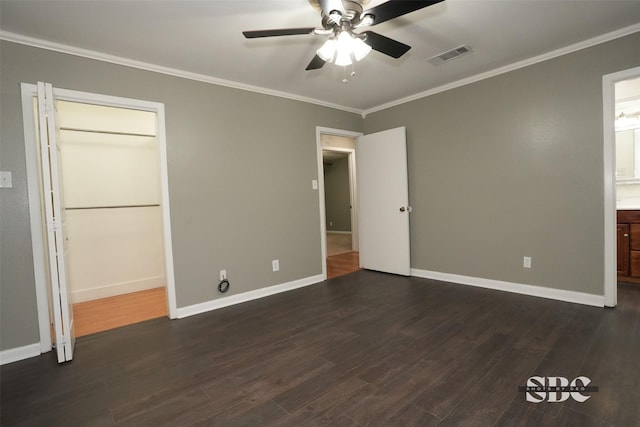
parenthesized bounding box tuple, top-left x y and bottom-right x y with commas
(242, 0, 444, 71)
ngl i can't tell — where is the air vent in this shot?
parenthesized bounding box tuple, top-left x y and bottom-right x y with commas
(428, 45, 473, 66)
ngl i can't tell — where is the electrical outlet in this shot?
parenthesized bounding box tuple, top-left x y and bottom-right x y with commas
(272, 259, 279, 272)
(312, 179, 318, 190)
(220, 269, 226, 280)
(523, 256, 532, 269)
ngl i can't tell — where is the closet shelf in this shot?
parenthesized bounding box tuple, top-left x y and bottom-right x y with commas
(60, 127, 155, 138)
(65, 204, 160, 210)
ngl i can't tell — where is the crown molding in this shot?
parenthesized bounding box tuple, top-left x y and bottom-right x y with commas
(363, 23, 640, 116)
(0, 30, 363, 116)
(3, 23, 639, 118)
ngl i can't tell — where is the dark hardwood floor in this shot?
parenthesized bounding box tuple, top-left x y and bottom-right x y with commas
(2, 271, 639, 426)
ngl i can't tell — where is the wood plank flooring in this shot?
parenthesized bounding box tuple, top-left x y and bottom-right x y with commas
(327, 251, 360, 279)
(73, 287, 168, 337)
(2, 271, 639, 426)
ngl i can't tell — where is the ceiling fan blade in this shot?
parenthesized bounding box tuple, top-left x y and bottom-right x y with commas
(243, 28, 316, 38)
(318, 0, 346, 17)
(306, 54, 326, 71)
(362, 31, 411, 58)
(364, 0, 444, 26)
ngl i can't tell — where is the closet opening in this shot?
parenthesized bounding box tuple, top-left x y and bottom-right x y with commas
(22, 83, 177, 359)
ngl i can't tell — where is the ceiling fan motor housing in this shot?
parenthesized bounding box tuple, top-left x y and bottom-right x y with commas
(310, 0, 370, 26)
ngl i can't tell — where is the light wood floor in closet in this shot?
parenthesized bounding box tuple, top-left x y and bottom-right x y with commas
(73, 287, 167, 337)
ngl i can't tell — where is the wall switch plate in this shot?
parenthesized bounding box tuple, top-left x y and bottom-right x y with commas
(0, 171, 12, 188)
(272, 259, 279, 272)
(312, 179, 318, 190)
(523, 256, 532, 269)
(220, 269, 226, 280)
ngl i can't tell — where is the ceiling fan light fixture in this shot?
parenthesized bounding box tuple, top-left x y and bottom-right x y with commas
(351, 36, 372, 61)
(334, 31, 354, 66)
(317, 38, 337, 62)
(335, 47, 353, 66)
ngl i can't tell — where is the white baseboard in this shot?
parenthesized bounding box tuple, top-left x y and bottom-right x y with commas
(411, 268, 605, 307)
(71, 276, 165, 303)
(0, 343, 41, 365)
(176, 274, 324, 319)
(327, 230, 352, 235)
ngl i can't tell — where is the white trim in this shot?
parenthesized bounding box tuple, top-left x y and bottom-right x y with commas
(21, 83, 52, 353)
(327, 230, 352, 235)
(364, 24, 640, 115)
(0, 31, 361, 115)
(411, 269, 605, 307)
(21, 84, 179, 350)
(316, 127, 363, 279)
(176, 274, 324, 319)
(71, 279, 165, 304)
(155, 103, 179, 319)
(347, 149, 358, 252)
(602, 66, 640, 308)
(0, 343, 41, 366)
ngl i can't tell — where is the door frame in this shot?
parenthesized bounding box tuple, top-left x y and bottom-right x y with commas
(21, 83, 178, 353)
(603, 65, 640, 308)
(315, 126, 362, 279)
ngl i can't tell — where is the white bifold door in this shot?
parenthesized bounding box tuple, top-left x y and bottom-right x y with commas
(37, 82, 75, 363)
(356, 127, 411, 276)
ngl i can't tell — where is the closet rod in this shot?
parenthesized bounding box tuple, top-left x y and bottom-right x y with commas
(59, 127, 156, 138)
(65, 204, 160, 210)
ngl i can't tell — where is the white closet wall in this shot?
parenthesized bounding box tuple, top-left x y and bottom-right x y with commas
(57, 101, 166, 303)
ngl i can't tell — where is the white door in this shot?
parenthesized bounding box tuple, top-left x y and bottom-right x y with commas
(356, 127, 411, 275)
(37, 82, 75, 362)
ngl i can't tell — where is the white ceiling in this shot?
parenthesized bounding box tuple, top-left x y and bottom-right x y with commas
(1, 0, 640, 113)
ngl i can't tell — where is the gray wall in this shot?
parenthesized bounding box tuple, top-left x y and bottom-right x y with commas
(0, 41, 362, 351)
(324, 156, 351, 232)
(365, 32, 640, 295)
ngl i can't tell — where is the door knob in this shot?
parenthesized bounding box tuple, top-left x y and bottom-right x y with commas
(624, 233, 629, 237)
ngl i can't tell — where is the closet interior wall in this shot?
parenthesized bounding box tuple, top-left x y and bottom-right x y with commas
(55, 101, 166, 303)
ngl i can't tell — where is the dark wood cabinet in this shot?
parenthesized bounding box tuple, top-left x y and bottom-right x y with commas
(617, 223, 630, 276)
(617, 210, 640, 279)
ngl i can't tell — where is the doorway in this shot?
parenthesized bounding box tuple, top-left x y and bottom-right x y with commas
(603, 66, 640, 307)
(21, 83, 177, 356)
(611, 75, 640, 290)
(316, 127, 362, 279)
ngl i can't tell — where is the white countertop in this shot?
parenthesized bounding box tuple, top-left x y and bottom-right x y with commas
(617, 201, 640, 210)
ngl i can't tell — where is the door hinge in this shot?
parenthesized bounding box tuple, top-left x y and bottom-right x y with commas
(48, 218, 59, 232)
